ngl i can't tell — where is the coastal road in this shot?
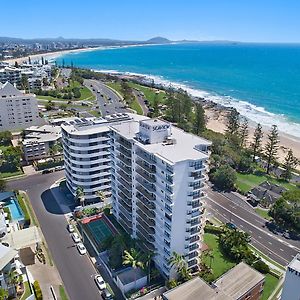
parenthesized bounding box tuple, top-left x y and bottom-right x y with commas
(84, 79, 130, 116)
(132, 89, 149, 115)
(206, 189, 300, 266)
(7, 172, 104, 300)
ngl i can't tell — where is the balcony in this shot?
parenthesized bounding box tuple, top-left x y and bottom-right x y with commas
(136, 232, 156, 251)
(136, 224, 155, 243)
(136, 205, 155, 223)
(117, 169, 132, 184)
(136, 176, 156, 193)
(188, 259, 198, 268)
(119, 198, 132, 213)
(187, 250, 199, 260)
(117, 154, 131, 167)
(118, 191, 131, 204)
(136, 159, 156, 174)
(137, 212, 156, 229)
(118, 185, 131, 199)
(119, 218, 132, 235)
(136, 200, 156, 219)
(117, 176, 131, 190)
(119, 212, 132, 228)
(136, 185, 156, 201)
(188, 226, 201, 235)
(136, 167, 156, 183)
(136, 150, 156, 165)
(117, 138, 132, 150)
(186, 235, 200, 243)
(116, 162, 131, 176)
(119, 204, 132, 221)
(136, 193, 156, 210)
(116, 146, 131, 158)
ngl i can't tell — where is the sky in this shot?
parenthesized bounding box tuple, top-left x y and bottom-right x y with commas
(1, 0, 300, 43)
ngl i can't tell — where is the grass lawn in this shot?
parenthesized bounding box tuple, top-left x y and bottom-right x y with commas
(236, 171, 298, 193)
(106, 82, 143, 114)
(59, 285, 69, 300)
(20, 281, 32, 300)
(0, 168, 23, 179)
(203, 233, 236, 280)
(88, 110, 101, 117)
(261, 273, 280, 300)
(0, 145, 10, 151)
(255, 208, 272, 220)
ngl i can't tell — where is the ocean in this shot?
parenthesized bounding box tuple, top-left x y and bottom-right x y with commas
(56, 43, 300, 138)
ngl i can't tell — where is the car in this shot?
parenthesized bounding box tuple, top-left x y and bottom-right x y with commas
(97, 90, 100, 93)
(90, 84, 93, 87)
(71, 232, 81, 243)
(76, 243, 87, 255)
(94, 275, 106, 290)
(67, 224, 74, 233)
(104, 103, 107, 106)
(55, 165, 65, 171)
(41, 169, 52, 174)
(101, 288, 113, 300)
(226, 222, 237, 230)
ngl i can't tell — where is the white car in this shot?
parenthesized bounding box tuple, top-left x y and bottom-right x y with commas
(67, 224, 74, 233)
(71, 232, 81, 243)
(94, 275, 106, 290)
(76, 243, 87, 255)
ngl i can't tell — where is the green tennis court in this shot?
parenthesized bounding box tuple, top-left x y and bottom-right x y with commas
(85, 218, 114, 245)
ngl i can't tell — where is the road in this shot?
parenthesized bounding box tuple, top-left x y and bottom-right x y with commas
(7, 172, 103, 300)
(132, 89, 148, 115)
(206, 189, 300, 266)
(85, 79, 130, 116)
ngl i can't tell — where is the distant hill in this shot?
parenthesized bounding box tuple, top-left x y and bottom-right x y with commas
(146, 37, 171, 44)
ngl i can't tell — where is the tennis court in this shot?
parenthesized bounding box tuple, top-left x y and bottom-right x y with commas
(81, 214, 118, 250)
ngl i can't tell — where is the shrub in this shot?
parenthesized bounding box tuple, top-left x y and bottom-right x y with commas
(33, 280, 43, 300)
(166, 279, 178, 289)
(204, 225, 224, 235)
(252, 259, 270, 274)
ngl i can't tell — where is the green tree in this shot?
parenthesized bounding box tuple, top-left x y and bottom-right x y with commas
(169, 251, 190, 281)
(75, 186, 85, 206)
(0, 131, 12, 146)
(225, 109, 240, 136)
(211, 164, 237, 191)
(281, 149, 299, 181)
(20, 74, 29, 90)
(123, 248, 144, 286)
(14, 61, 19, 68)
(1, 146, 21, 172)
(239, 118, 249, 147)
(264, 125, 279, 174)
(0, 288, 8, 300)
(251, 123, 263, 162)
(95, 190, 106, 202)
(193, 103, 206, 135)
(45, 100, 54, 111)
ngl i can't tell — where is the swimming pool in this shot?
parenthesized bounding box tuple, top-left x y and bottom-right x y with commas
(5, 198, 24, 221)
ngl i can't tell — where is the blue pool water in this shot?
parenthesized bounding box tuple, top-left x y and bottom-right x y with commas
(5, 198, 24, 221)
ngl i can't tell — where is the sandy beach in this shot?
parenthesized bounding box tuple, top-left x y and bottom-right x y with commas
(205, 105, 300, 165)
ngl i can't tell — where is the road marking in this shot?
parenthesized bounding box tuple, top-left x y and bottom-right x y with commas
(258, 236, 262, 239)
(280, 249, 284, 252)
(240, 224, 244, 228)
(268, 242, 272, 245)
(249, 230, 253, 233)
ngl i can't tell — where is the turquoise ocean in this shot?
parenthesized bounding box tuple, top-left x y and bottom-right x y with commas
(56, 43, 300, 138)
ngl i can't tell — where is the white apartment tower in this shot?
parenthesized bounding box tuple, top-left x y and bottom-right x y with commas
(0, 82, 40, 131)
(281, 253, 300, 300)
(110, 118, 211, 278)
(62, 114, 211, 279)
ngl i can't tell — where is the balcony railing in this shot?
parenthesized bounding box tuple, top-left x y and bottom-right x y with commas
(116, 162, 131, 176)
(119, 204, 132, 221)
(136, 200, 156, 219)
(119, 199, 132, 213)
(136, 150, 156, 165)
(136, 159, 156, 174)
(119, 212, 132, 228)
(119, 218, 132, 235)
(117, 154, 131, 167)
(116, 146, 131, 158)
(118, 185, 132, 199)
(117, 176, 131, 190)
(136, 184, 156, 201)
(136, 224, 155, 243)
(136, 232, 156, 251)
(117, 169, 132, 184)
(136, 167, 156, 183)
(136, 192, 156, 210)
(136, 176, 156, 193)
(117, 138, 132, 150)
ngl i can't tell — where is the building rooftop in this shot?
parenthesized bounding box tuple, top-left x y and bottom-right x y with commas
(288, 253, 300, 272)
(214, 262, 265, 299)
(0, 81, 23, 98)
(111, 119, 211, 164)
(0, 244, 17, 270)
(163, 277, 232, 300)
(116, 267, 146, 285)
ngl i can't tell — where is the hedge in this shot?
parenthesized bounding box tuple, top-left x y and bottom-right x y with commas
(17, 194, 31, 226)
(36, 160, 63, 171)
(33, 280, 43, 300)
(204, 225, 224, 235)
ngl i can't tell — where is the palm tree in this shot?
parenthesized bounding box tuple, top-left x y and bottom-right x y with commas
(169, 251, 189, 280)
(123, 248, 144, 287)
(203, 249, 214, 269)
(0, 288, 8, 300)
(96, 190, 106, 202)
(75, 186, 85, 206)
(7, 270, 19, 297)
(141, 251, 156, 284)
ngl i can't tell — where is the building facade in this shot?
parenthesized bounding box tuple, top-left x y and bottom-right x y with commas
(110, 118, 211, 278)
(281, 253, 300, 300)
(62, 114, 211, 278)
(0, 82, 41, 131)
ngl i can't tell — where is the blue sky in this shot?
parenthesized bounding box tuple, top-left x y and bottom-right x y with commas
(1, 0, 300, 42)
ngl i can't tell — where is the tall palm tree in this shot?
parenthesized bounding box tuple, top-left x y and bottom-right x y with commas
(169, 251, 190, 280)
(123, 248, 144, 287)
(75, 186, 85, 206)
(7, 270, 19, 297)
(96, 190, 106, 202)
(141, 251, 156, 284)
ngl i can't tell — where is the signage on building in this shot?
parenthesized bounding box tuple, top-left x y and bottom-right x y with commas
(152, 124, 170, 131)
(288, 267, 300, 277)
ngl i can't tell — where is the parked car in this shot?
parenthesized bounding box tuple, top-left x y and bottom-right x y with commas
(226, 222, 237, 230)
(101, 288, 113, 300)
(94, 275, 106, 290)
(67, 224, 74, 233)
(55, 166, 65, 171)
(76, 243, 87, 255)
(42, 169, 52, 174)
(71, 232, 81, 243)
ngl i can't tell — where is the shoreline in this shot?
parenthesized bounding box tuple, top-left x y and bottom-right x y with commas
(103, 71, 300, 163)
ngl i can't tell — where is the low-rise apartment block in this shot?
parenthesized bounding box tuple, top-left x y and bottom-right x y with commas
(0, 82, 41, 131)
